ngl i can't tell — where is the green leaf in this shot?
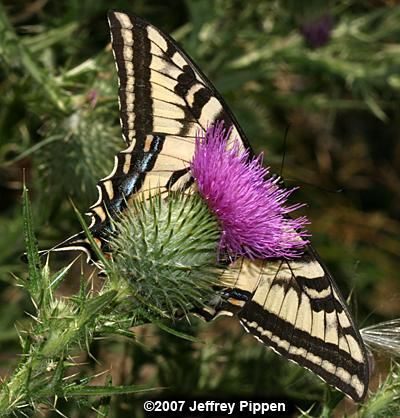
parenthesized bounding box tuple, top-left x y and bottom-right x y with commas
(49, 258, 79, 291)
(22, 183, 42, 307)
(78, 290, 118, 326)
(364, 92, 388, 121)
(151, 317, 200, 343)
(63, 384, 158, 397)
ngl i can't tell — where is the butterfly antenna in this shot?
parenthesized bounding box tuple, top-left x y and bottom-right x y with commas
(279, 124, 290, 179)
(284, 177, 343, 194)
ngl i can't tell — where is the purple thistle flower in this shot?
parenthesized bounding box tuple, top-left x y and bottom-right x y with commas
(300, 14, 334, 49)
(190, 123, 310, 259)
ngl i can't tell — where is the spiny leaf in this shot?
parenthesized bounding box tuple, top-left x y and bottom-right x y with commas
(22, 183, 42, 307)
(140, 310, 199, 343)
(78, 290, 118, 326)
(63, 384, 158, 397)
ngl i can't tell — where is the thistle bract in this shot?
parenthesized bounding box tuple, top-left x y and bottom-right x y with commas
(191, 123, 309, 259)
(109, 192, 221, 317)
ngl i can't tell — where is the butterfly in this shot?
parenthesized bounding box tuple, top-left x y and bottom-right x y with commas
(49, 10, 369, 402)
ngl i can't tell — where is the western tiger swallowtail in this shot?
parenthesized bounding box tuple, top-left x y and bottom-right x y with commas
(49, 10, 369, 402)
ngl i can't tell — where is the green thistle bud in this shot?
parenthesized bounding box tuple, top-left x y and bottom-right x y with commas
(109, 191, 222, 318)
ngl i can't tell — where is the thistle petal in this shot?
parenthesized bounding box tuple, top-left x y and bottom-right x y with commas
(191, 123, 310, 259)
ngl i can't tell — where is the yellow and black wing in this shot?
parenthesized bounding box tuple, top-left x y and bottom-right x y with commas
(214, 251, 369, 402)
(52, 10, 369, 402)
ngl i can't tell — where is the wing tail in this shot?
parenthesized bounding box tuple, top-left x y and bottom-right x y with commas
(21, 231, 96, 264)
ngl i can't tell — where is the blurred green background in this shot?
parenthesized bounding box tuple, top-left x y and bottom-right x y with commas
(0, 0, 399, 416)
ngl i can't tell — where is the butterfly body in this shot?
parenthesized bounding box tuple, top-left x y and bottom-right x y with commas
(51, 10, 369, 402)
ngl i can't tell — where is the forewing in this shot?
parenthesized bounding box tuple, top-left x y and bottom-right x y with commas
(107, 10, 250, 148)
(52, 10, 252, 257)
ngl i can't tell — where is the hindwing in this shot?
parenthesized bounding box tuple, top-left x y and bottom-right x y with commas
(221, 250, 368, 401)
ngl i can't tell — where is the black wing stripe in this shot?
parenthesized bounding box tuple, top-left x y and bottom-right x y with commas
(259, 260, 284, 340)
(239, 302, 365, 377)
(109, 11, 153, 146)
(239, 303, 366, 401)
(190, 88, 213, 120)
(239, 320, 361, 402)
(131, 23, 152, 145)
